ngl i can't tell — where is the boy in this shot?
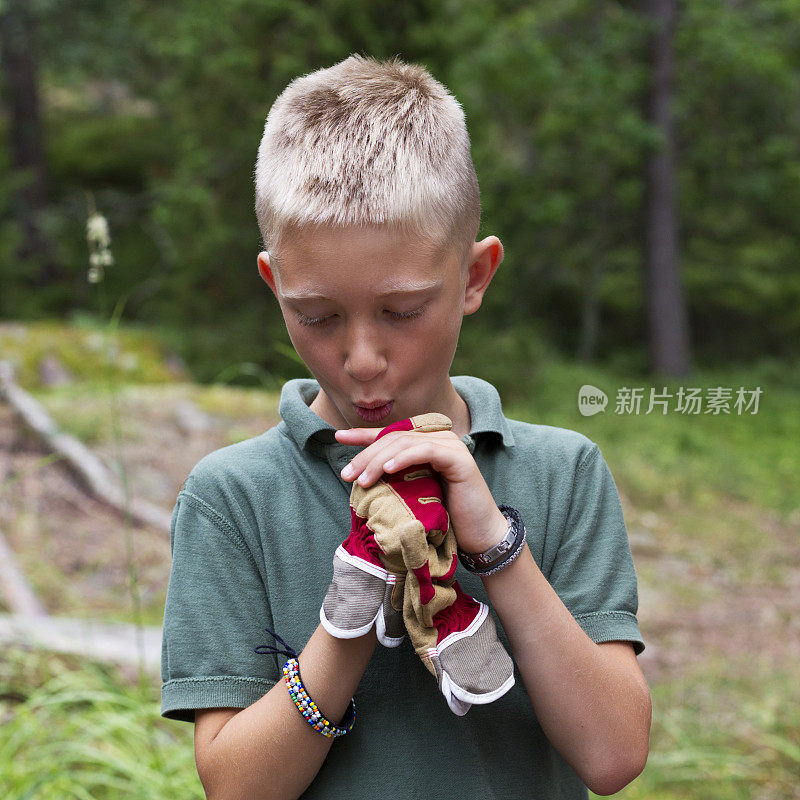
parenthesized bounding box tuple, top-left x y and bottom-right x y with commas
(160, 54, 651, 799)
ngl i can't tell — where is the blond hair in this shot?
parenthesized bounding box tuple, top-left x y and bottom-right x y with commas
(254, 53, 480, 272)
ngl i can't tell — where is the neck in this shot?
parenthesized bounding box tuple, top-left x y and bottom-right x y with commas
(441, 382, 471, 440)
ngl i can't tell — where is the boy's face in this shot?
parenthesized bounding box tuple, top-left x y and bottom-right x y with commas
(257, 224, 502, 432)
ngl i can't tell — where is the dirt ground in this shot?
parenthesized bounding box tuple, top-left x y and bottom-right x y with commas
(0, 386, 798, 694)
(0, 387, 279, 622)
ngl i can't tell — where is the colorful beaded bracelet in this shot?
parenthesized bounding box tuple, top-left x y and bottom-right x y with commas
(254, 626, 356, 739)
(282, 658, 356, 738)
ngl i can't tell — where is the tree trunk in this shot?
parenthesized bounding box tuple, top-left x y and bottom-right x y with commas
(0, 0, 61, 284)
(643, 0, 692, 377)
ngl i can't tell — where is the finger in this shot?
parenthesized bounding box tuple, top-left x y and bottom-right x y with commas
(340, 433, 403, 481)
(383, 439, 476, 487)
(378, 441, 452, 475)
(356, 439, 457, 487)
(334, 428, 381, 443)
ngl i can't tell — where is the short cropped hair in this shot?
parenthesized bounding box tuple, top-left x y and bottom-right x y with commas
(254, 53, 480, 273)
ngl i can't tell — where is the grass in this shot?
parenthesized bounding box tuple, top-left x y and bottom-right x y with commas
(600, 664, 800, 800)
(0, 649, 202, 799)
(31, 382, 280, 446)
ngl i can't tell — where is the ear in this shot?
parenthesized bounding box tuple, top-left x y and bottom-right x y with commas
(257, 251, 278, 295)
(463, 237, 504, 316)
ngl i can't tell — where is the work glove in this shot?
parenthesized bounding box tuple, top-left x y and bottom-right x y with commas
(319, 493, 407, 648)
(319, 413, 458, 647)
(406, 572, 516, 716)
(328, 413, 515, 715)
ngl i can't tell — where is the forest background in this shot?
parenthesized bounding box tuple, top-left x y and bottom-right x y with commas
(1, 1, 799, 799)
(4, 0, 800, 383)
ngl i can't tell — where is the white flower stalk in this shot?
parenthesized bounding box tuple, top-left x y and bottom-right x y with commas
(86, 212, 111, 248)
(86, 210, 113, 284)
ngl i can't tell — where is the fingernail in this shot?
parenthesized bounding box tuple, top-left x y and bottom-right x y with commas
(341, 464, 355, 479)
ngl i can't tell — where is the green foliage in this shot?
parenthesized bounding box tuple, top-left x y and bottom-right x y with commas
(0, 319, 182, 391)
(452, 320, 557, 407)
(3, 0, 800, 372)
(455, 0, 654, 339)
(503, 350, 800, 519)
(148, 311, 300, 386)
(47, 112, 168, 190)
(676, 0, 800, 362)
(0, 649, 202, 799)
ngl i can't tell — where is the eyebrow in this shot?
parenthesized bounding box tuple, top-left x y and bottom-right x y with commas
(281, 283, 442, 301)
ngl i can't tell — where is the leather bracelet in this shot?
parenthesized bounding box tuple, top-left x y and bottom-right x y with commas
(457, 506, 526, 576)
(470, 529, 526, 576)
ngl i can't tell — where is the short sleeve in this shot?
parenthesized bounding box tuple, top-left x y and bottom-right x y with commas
(547, 443, 645, 655)
(160, 488, 280, 723)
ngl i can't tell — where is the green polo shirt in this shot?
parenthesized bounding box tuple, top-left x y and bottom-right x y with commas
(161, 375, 645, 799)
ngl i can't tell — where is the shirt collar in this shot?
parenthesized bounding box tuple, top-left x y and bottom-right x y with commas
(278, 375, 515, 458)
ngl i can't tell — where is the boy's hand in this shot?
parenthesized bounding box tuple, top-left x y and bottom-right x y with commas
(334, 425, 509, 555)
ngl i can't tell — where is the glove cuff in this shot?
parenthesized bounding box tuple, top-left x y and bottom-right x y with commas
(374, 412, 453, 442)
(320, 548, 406, 647)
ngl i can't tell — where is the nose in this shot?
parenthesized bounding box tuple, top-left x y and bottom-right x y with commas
(343, 322, 388, 383)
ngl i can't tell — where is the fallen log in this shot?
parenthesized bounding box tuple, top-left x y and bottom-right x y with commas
(0, 612, 162, 673)
(0, 359, 172, 533)
(0, 527, 47, 617)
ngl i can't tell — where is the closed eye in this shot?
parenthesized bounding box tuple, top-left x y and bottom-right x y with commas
(295, 313, 332, 328)
(294, 306, 426, 327)
(387, 306, 426, 322)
